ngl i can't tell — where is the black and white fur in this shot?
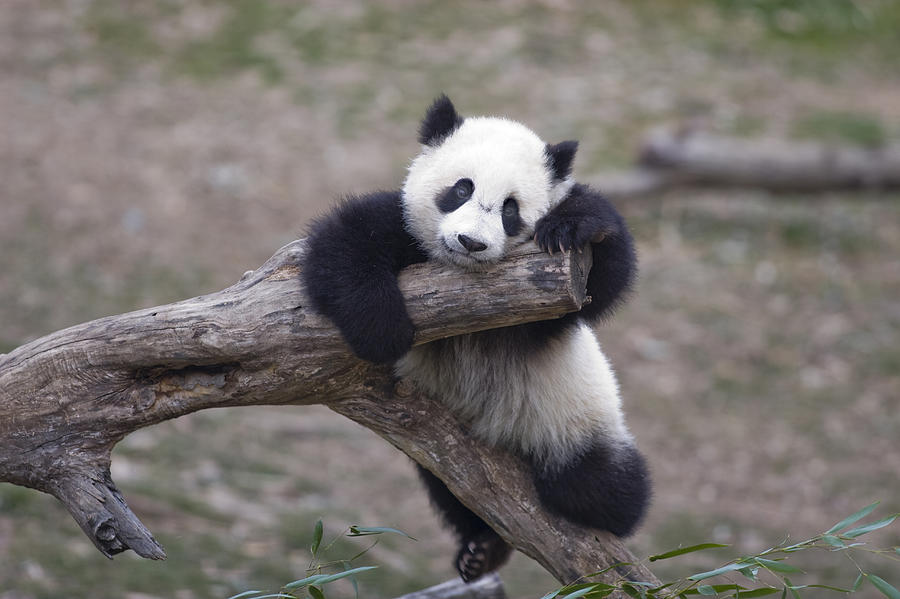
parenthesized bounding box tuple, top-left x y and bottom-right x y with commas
(303, 96, 650, 582)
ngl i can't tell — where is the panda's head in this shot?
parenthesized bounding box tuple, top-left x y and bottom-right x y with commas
(402, 95, 578, 269)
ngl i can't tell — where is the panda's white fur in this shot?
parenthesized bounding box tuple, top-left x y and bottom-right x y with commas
(396, 321, 631, 468)
(402, 117, 574, 269)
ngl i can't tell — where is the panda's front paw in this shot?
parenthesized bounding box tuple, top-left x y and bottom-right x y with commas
(534, 213, 608, 255)
(342, 312, 415, 365)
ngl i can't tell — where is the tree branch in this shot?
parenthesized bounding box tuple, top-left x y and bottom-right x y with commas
(0, 238, 658, 587)
(590, 129, 900, 198)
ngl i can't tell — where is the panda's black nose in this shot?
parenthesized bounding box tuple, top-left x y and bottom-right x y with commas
(457, 234, 487, 253)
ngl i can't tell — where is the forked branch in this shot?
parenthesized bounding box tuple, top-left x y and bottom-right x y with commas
(0, 238, 658, 587)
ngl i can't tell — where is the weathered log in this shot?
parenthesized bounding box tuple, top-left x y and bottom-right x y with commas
(638, 128, 900, 192)
(0, 237, 659, 589)
(589, 130, 900, 198)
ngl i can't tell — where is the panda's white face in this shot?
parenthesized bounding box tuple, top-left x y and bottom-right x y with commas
(402, 117, 572, 269)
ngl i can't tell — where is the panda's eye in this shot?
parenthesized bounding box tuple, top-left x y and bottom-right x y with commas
(502, 196, 522, 236)
(454, 178, 474, 199)
(436, 178, 474, 213)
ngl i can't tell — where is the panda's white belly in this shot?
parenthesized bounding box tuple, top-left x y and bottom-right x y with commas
(395, 321, 631, 467)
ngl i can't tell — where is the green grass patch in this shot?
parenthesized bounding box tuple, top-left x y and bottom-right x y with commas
(712, 0, 900, 61)
(792, 110, 888, 148)
(172, 0, 286, 83)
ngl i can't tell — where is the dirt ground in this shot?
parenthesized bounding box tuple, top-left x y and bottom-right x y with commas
(1, 2, 899, 598)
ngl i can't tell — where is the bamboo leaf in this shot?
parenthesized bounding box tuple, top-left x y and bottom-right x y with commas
(733, 588, 779, 598)
(682, 585, 745, 595)
(315, 566, 378, 585)
(341, 561, 360, 599)
(825, 502, 879, 534)
(843, 514, 899, 538)
(285, 575, 330, 590)
(868, 575, 900, 599)
(755, 558, 803, 574)
(227, 592, 264, 599)
(562, 585, 603, 599)
(805, 584, 853, 593)
(308, 586, 325, 599)
(584, 563, 633, 577)
(852, 574, 863, 591)
(347, 526, 416, 540)
(689, 562, 753, 581)
(311, 520, 324, 555)
(649, 543, 730, 562)
(822, 535, 845, 548)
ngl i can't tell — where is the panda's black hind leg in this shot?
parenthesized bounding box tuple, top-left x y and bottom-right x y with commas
(533, 441, 650, 537)
(415, 464, 512, 582)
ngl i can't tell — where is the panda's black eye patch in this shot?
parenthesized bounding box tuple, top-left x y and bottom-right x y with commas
(502, 196, 522, 236)
(436, 178, 474, 213)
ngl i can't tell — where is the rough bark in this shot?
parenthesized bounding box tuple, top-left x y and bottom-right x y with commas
(0, 237, 659, 588)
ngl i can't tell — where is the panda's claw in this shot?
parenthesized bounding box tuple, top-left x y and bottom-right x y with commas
(454, 530, 513, 583)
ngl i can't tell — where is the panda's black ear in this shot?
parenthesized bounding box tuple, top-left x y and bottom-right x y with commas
(418, 95, 464, 146)
(546, 140, 579, 181)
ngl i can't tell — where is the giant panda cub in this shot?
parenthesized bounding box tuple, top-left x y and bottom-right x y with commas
(303, 96, 650, 582)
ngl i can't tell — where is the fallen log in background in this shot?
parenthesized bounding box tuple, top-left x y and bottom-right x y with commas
(0, 238, 659, 589)
(591, 129, 900, 198)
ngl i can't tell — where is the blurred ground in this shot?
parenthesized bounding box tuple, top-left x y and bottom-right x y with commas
(1, 1, 899, 598)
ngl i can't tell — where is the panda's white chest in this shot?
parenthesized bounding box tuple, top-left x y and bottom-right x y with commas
(395, 321, 629, 466)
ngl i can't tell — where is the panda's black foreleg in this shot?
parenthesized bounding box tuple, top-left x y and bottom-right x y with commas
(302, 190, 428, 364)
(414, 464, 512, 582)
(534, 183, 637, 322)
(531, 440, 650, 538)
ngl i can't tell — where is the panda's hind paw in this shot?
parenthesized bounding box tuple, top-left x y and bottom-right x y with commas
(455, 530, 512, 583)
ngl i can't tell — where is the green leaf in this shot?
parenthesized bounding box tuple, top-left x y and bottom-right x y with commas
(562, 585, 604, 599)
(739, 567, 759, 581)
(650, 543, 730, 562)
(822, 535, 845, 548)
(308, 586, 325, 599)
(227, 592, 263, 599)
(825, 502, 879, 534)
(733, 588, 779, 598)
(311, 520, 324, 555)
(539, 589, 563, 599)
(315, 566, 378, 585)
(843, 514, 899, 538)
(285, 575, 330, 590)
(584, 563, 633, 577)
(689, 562, 753, 582)
(619, 584, 643, 599)
(697, 585, 717, 596)
(895, 547, 900, 555)
(252, 595, 295, 599)
(682, 585, 745, 595)
(783, 579, 801, 599)
(755, 558, 803, 574)
(868, 575, 900, 599)
(347, 525, 416, 540)
(805, 584, 853, 593)
(341, 561, 360, 599)
(852, 574, 864, 591)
